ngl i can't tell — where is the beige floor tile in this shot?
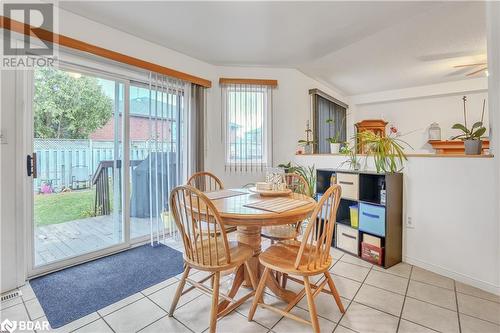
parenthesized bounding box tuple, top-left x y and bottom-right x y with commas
(327, 274, 362, 300)
(397, 319, 437, 333)
(20, 284, 37, 302)
(104, 297, 166, 333)
(339, 253, 373, 268)
(141, 277, 178, 295)
(331, 261, 371, 282)
(297, 291, 350, 323)
(456, 282, 500, 303)
(402, 297, 459, 333)
(0, 303, 30, 322)
(330, 247, 346, 260)
(365, 270, 408, 295)
(139, 315, 191, 333)
(73, 319, 113, 333)
(174, 294, 213, 332)
(236, 287, 288, 329)
(148, 280, 202, 313)
(457, 293, 500, 325)
(354, 284, 404, 316)
(272, 306, 336, 333)
(334, 325, 358, 333)
(340, 301, 399, 333)
(373, 262, 412, 279)
(24, 298, 45, 320)
(216, 311, 268, 333)
(51, 313, 100, 333)
(460, 313, 500, 333)
(97, 293, 144, 316)
(407, 280, 457, 310)
(410, 267, 454, 290)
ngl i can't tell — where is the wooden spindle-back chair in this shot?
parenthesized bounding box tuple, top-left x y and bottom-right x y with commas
(187, 171, 224, 192)
(169, 185, 257, 333)
(261, 173, 310, 243)
(187, 171, 236, 233)
(248, 185, 344, 333)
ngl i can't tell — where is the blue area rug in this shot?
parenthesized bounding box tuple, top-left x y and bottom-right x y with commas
(30, 244, 183, 328)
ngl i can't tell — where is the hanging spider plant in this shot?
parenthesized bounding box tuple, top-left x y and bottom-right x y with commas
(357, 131, 410, 173)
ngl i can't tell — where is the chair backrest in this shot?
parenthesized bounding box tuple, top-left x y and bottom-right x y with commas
(170, 185, 231, 268)
(284, 173, 310, 195)
(187, 172, 224, 192)
(294, 185, 342, 271)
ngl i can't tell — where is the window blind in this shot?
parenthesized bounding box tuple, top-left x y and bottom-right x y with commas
(221, 83, 273, 173)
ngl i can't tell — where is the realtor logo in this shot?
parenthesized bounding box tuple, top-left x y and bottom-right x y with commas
(3, 3, 54, 56)
(1, 2, 57, 68)
(0, 319, 17, 333)
(0, 319, 49, 332)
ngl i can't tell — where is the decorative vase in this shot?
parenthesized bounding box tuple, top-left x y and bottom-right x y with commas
(330, 143, 341, 154)
(304, 144, 313, 154)
(464, 139, 482, 155)
(428, 122, 441, 141)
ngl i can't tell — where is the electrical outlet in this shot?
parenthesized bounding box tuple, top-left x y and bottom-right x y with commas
(406, 216, 415, 229)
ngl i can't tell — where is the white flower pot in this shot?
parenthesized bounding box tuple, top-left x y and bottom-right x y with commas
(330, 143, 341, 154)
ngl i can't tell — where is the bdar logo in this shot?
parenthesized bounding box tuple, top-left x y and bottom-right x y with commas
(1, 319, 17, 333)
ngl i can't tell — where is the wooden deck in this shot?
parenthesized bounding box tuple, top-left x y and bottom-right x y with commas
(34, 215, 165, 266)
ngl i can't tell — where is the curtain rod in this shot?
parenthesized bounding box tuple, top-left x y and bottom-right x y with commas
(219, 78, 278, 87)
(309, 88, 348, 109)
(0, 16, 212, 88)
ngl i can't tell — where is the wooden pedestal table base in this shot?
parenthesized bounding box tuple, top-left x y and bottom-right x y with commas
(204, 188, 316, 317)
(217, 226, 298, 316)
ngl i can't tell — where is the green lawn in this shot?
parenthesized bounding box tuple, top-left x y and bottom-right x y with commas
(34, 190, 95, 226)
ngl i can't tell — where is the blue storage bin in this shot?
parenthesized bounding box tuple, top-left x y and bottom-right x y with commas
(359, 203, 386, 237)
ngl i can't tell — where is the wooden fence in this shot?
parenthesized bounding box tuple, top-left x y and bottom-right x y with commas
(33, 139, 153, 192)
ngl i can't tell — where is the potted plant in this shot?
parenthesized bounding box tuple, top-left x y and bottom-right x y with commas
(298, 121, 316, 154)
(357, 129, 410, 173)
(325, 118, 341, 154)
(451, 97, 487, 155)
(339, 142, 360, 170)
(277, 162, 316, 198)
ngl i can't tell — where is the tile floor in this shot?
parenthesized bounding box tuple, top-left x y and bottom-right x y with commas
(1, 245, 499, 333)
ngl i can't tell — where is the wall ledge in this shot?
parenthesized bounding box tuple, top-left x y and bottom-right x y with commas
(295, 153, 494, 158)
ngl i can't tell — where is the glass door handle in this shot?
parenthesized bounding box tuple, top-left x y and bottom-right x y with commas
(26, 153, 37, 178)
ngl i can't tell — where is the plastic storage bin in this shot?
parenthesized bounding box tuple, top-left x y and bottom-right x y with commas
(349, 205, 359, 228)
(359, 203, 386, 237)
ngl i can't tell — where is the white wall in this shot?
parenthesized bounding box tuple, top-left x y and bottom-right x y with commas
(205, 66, 349, 188)
(294, 154, 500, 294)
(350, 81, 489, 153)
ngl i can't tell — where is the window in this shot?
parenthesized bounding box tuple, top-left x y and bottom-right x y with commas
(221, 83, 273, 172)
(310, 89, 348, 154)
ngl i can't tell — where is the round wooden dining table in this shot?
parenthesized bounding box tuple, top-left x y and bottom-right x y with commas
(206, 188, 317, 314)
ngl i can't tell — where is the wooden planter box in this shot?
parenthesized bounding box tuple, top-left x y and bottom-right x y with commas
(428, 140, 490, 155)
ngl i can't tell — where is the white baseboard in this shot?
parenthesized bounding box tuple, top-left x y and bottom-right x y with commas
(404, 256, 500, 296)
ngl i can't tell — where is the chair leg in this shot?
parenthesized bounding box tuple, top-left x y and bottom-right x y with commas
(244, 261, 258, 290)
(248, 267, 269, 321)
(281, 273, 288, 288)
(169, 266, 191, 316)
(209, 271, 220, 333)
(325, 271, 345, 313)
(304, 276, 320, 333)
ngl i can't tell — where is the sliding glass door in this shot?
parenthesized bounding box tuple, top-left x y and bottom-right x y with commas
(28, 63, 187, 273)
(128, 80, 183, 242)
(31, 66, 125, 267)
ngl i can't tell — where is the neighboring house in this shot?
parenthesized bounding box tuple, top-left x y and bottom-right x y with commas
(89, 96, 177, 142)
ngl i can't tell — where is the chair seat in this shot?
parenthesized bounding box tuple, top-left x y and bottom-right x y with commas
(187, 240, 254, 270)
(261, 225, 298, 241)
(259, 240, 332, 276)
